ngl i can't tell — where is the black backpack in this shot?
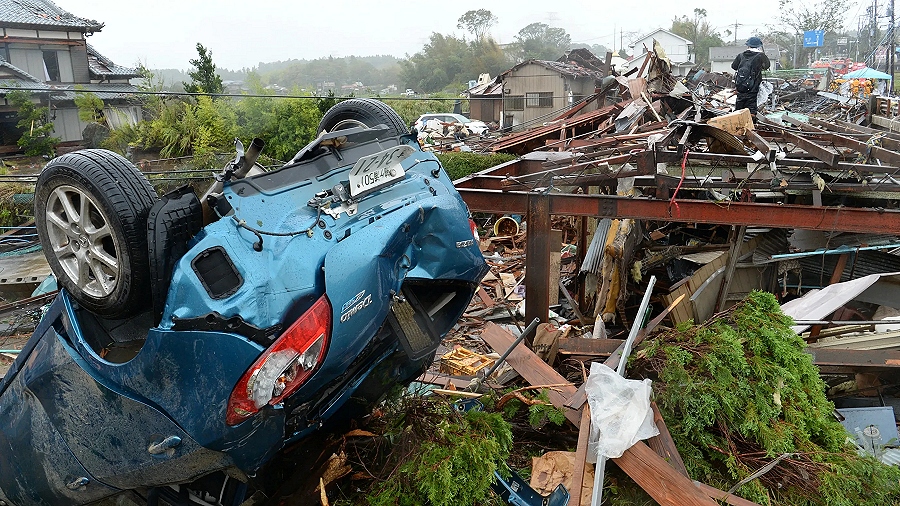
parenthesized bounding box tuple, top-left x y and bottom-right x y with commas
(735, 54, 758, 93)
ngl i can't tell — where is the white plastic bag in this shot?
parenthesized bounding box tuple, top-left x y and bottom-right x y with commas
(585, 362, 659, 461)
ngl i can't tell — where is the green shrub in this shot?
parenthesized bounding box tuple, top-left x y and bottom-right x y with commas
(636, 291, 900, 506)
(437, 152, 516, 181)
(368, 400, 512, 506)
(7, 90, 59, 157)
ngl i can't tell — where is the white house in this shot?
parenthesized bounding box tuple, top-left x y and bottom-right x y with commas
(623, 28, 695, 77)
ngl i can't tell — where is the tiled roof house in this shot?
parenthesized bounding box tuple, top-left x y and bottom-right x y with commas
(0, 0, 141, 147)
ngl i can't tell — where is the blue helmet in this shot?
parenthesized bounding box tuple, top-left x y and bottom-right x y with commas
(746, 36, 763, 48)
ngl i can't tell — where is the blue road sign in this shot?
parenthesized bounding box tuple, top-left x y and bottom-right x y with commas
(803, 30, 824, 48)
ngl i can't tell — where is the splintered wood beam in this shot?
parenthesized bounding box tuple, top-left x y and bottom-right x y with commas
(614, 442, 721, 506)
(480, 322, 579, 425)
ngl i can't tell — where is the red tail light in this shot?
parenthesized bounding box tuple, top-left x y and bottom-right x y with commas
(469, 219, 479, 241)
(226, 295, 331, 425)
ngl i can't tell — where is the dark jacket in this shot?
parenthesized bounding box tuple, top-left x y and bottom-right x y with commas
(731, 50, 771, 94)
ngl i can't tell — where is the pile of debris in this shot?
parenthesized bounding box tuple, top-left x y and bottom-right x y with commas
(343, 43, 900, 505)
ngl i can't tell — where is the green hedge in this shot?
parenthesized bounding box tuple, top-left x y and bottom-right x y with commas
(437, 152, 516, 182)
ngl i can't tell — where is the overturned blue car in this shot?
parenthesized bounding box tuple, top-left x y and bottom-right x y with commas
(0, 99, 487, 505)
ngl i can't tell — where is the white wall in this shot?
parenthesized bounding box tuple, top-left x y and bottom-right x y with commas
(632, 31, 694, 64)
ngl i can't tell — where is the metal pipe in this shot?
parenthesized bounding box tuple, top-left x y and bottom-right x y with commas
(592, 276, 657, 506)
(467, 317, 540, 392)
(0, 350, 21, 354)
(768, 243, 900, 260)
(234, 138, 265, 179)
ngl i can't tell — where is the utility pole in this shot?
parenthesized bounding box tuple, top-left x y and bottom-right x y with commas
(793, 33, 798, 68)
(888, 0, 896, 95)
(733, 20, 742, 43)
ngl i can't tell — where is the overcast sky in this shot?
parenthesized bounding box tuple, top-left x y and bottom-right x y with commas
(56, 0, 859, 71)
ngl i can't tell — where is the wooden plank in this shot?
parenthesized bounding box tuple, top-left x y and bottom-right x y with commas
(570, 407, 592, 506)
(481, 322, 580, 425)
(614, 441, 720, 506)
(715, 226, 747, 312)
(806, 347, 900, 373)
(476, 286, 495, 308)
(549, 229, 563, 306)
(557, 337, 625, 356)
(693, 481, 764, 506)
(559, 279, 589, 327)
(481, 323, 719, 506)
(646, 402, 689, 478)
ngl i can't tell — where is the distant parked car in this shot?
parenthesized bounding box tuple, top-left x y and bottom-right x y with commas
(413, 113, 489, 136)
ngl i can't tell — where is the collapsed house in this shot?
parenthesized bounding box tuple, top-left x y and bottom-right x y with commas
(431, 43, 900, 505)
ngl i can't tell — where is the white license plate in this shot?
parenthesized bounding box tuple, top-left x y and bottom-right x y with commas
(349, 145, 414, 197)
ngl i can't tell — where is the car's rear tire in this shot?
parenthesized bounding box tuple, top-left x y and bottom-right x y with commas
(35, 149, 158, 319)
(317, 98, 408, 136)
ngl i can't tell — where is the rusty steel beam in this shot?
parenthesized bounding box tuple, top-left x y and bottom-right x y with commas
(809, 118, 900, 151)
(781, 130, 839, 167)
(525, 193, 551, 328)
(459, 189, 900, 234)
(746, 130, 776, 162)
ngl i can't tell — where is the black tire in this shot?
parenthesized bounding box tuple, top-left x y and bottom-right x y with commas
(317, 98, 408, 137)
(35, 149, 158, 319)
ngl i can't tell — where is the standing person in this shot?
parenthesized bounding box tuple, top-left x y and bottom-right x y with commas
(731, 37, 771, 116)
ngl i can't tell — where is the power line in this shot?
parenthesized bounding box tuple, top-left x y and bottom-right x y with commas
(0, 87, 489, 100)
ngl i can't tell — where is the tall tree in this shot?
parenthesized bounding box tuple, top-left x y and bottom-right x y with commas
(457, 9, 497, 41)
(513, 23, 571, 61)
(778, 0, 849, 66)
(400, 33, 472, 92)
(183, 43, 224, 95)
(779, 0, 849, 35)
(671, 8, 725, 68)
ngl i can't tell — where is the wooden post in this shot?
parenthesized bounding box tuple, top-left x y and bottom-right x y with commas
(715, 225, 747, 312)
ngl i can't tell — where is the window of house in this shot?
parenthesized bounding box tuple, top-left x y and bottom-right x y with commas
(526, 92, 553, 108)
(42, 50, 60, 82)
(504, 95, 524, 111)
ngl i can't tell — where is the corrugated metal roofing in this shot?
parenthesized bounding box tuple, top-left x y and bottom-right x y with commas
(86, 44, 138, 78)
(799, 250, 900, 286)
(751, 228, 790, 264)
(0, 0, 102, 31)
(580, 218, 612, 276)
